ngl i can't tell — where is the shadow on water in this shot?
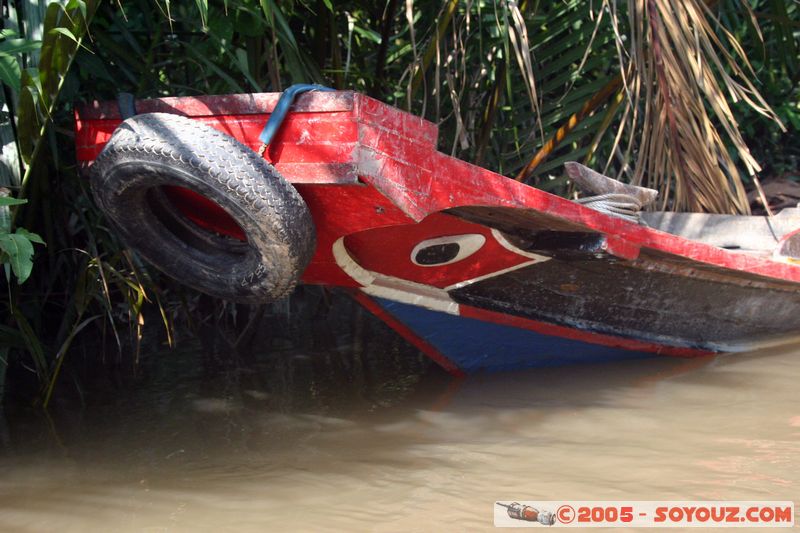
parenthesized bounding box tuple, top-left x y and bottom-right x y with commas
(0, 289, 421, 443)
(3, 290, 787, 467)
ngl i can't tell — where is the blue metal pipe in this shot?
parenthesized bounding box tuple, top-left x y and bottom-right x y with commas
(258, 84, 335, 146)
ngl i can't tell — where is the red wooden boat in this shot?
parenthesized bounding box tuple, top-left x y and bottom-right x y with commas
(74, 89, 800, 375)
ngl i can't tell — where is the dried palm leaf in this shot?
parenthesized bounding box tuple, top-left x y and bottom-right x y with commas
(620, 0, 783, 214)
(506, 0, 541, 137)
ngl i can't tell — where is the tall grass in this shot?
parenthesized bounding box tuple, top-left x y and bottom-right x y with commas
(0, 1, 174, 407)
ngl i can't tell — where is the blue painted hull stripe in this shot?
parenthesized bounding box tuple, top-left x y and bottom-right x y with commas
(373, 298, 654, 372)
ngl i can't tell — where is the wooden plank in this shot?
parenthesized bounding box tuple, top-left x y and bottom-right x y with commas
(449, 255, 800, 348)
(642, 209, 800, 251)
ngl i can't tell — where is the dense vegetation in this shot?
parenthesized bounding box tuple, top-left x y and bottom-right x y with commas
(0, 0, 797, 406)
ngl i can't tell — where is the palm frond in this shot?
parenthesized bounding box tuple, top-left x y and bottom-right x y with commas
(616, 0, 782, 213)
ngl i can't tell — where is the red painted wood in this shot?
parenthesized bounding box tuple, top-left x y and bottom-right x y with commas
(295, 183, 414, 286)
(162, 186, 247, 241)
(75, 90, 800, 290)
(75, 111, 362, 184)
(353, 94, 438, 146)
(357, 142, 800, 285)
(344, 212, 531, 288)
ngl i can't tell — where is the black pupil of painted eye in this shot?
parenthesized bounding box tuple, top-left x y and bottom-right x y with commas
(415, 242, 461, 265)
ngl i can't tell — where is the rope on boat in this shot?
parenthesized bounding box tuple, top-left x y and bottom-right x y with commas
(564, 162, 657, 225)
(576, 193, 645, 223)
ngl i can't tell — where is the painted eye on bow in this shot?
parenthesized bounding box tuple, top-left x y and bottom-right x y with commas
(411, 234, 486, 267)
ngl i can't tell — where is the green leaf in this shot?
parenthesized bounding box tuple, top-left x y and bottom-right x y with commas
(787, 112, 800, 132)
(259, 0, 322, 83)
(0, 197, 27, 207)
(195, 0, 208, 30)
(11, 310, 48, 379)
(353, 25, 381, 44)
(49, 27, 79, 43)
(182, 42, 245, 92)
(0, 53, 21, 91)
(0, 232, 35, 283)
(18, 69, 46, 163)
(15, 227, 45, 245)
(44, 314, 102, 408)
(16, 0, 99, 179)
(208, 12, 234, 45)
(0, 38, 42, 55)
(66, 0, 88, 22)
(48, 27, 92, 53)
(235, 8, 264, 38)
(0, 206, 8, 236)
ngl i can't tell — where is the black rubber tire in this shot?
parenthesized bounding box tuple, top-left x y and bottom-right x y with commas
(91, 112, 316, 303)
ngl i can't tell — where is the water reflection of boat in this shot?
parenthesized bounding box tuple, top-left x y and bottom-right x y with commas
(75, 89, 800, 374)
(425, 355, 718, 413)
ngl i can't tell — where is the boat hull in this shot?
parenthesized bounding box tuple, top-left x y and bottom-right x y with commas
(355, 294, 676, 375)
(74, 91, 800, 374)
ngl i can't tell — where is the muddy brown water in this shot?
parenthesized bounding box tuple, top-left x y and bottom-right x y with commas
(0, 319, 798, 531)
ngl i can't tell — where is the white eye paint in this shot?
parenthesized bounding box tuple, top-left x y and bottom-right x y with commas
(491, 228, 551, 261)
(411, 234, 486, 267)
